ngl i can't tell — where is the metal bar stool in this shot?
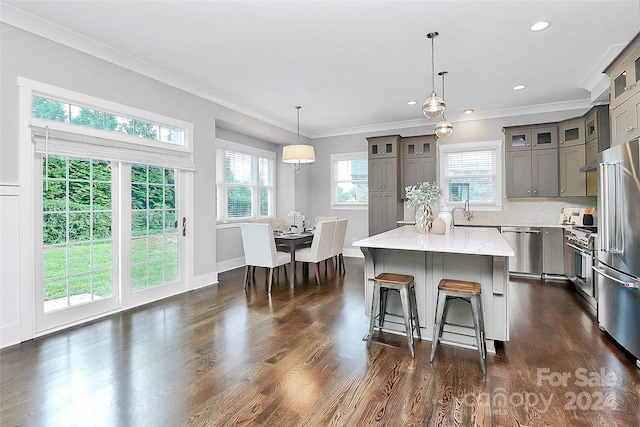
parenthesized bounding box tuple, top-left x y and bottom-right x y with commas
(367, 272, 421, 358)
(430, 278, 487, 374)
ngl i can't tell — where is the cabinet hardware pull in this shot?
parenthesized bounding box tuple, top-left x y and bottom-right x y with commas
(182, 217, 186, 237)
(625, 127, 636, 132)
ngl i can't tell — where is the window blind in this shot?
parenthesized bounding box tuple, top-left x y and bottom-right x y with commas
(31, 123, 195, 171)
(442, 149, 497, 204)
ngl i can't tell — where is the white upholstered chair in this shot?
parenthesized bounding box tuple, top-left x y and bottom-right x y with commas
(331, 219, 348, 274)
(315, 216, 337, 227)
(240, 223, 291, 293)
(295, 220, 336, 285)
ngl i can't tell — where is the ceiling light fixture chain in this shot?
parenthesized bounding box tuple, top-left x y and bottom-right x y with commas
(422, 32, 446, 119)
(282, 105, 315, 173)
(435, 71, 453, 138)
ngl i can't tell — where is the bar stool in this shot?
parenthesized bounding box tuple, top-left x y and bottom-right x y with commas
(367, 273, 421, 358)
(430, 278, 487, 374)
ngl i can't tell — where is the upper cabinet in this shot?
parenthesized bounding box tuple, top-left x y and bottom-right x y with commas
(605, 32, 640, 146)
(401, 135, 437, 158)
(584, 105, 610, 151)
(504, 125, 557, 151)
(367, 135, 400, 158)
(558, 118, 586, 147)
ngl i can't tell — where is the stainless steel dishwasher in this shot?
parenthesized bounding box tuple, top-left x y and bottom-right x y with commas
(501, 226, 542, 276)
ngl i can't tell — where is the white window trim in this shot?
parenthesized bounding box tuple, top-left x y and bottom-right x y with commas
(17, 78, 195, 340)
(438, 140, 503, 211)
(215, 138, 277, 224)
(20, 77, 193, 153)
(330, 151, 368, 210)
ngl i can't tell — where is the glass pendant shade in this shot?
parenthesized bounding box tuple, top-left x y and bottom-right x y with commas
(422, 93, 445, 119)
(282, 144, 315, 163)
(435, 119, 453, 138)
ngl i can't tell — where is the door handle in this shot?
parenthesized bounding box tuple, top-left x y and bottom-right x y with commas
(182, 217, 186, 237)
(593, 266, 639, 289)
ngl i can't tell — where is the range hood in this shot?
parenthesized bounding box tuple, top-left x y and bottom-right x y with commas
(579, 162, 598, 172)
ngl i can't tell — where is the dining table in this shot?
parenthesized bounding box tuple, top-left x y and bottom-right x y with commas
(274, 231, 314, 288)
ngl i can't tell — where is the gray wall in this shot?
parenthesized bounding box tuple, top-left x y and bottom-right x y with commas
(0, 23, 299, 344)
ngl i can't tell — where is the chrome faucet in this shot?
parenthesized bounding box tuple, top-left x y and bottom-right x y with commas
(451, 199, 472, 226)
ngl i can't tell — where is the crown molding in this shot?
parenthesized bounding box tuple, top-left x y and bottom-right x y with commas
(309, 99, 593, 139)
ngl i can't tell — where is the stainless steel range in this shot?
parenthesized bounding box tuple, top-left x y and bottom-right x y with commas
(564, 226, 597, 308)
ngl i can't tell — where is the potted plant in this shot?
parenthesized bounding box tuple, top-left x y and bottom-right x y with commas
(405, 181, 442, 233)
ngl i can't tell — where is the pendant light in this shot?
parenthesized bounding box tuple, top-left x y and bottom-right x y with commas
(422, 32, 446, 119)
(435, 71, 453, 138)
(282, 106, 315, 173)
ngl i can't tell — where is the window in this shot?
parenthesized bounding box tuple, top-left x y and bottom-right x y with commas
(21, 77, 193, 334)
(331, 152, 368, 208)
(42, 156, 114, 312)
(439, 141, 502, 210)
(131, 164, 179, 291)
(33, 95, 183, 145)
(216, 142, 275, 222)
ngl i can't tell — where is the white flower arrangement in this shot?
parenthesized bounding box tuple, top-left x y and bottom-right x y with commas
(405, 181, 442, 208)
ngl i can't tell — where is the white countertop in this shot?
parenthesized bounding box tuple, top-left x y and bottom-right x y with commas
(353, 225, 515, 257)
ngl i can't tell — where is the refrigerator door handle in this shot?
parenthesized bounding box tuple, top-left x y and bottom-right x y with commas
(599, 162, 622, 254)
(593, 266, 639, 289)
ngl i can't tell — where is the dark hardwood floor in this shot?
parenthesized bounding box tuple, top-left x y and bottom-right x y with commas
(1, 258, 639, 426)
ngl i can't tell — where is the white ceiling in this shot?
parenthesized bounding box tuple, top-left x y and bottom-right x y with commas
(3, 1, 640, 138)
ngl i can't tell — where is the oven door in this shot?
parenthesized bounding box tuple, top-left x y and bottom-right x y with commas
(566, 242, 594, 298)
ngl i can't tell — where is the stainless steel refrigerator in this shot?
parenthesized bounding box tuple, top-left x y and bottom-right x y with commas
(596, 137, 640, 367)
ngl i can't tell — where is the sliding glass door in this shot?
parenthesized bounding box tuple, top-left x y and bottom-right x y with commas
(35, 157, 187, 333)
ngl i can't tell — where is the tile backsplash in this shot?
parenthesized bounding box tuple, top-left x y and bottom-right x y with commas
(437, 197, 597, 226)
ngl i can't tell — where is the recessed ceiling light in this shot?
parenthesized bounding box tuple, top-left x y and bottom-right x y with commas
(463, 109, 474, 114)
(513, 84, 527, 91)
(530, 21, 550, 32)
(407, 100, 417, 105)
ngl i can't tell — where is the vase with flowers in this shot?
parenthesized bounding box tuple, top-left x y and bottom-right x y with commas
(405, 181, 442, 233)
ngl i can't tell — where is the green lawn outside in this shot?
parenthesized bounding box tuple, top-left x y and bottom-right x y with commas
(43, 235, 179, 300)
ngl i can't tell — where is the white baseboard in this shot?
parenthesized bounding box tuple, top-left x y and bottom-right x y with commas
(191, 271, 219, 290)
(216, 256, 245, 273)
(1, 324, 21, 349)
(343, 248, 364, 258)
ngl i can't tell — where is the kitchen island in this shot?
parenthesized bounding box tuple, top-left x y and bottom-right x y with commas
(353, 226, 515, 353)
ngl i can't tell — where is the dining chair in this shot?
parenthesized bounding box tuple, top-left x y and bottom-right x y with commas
(295, 220, 336, 285)
(315, 216, 337, 227)
(240, 223, 291, 293)
(330, 219, 348, 275)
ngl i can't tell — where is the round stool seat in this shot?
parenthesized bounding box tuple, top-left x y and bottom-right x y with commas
(438, 278, 481, 295)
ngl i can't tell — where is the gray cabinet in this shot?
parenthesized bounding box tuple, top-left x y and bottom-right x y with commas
(584, 105, 610, 149)
(505, 125, 557, 151)
(401, 135, 437, 199)
(559, 144, 586, 196)
(611, 90, 640, 145)
(367, 135, 400, 236)
(605, 32, 640, 146)
(559, 118, 586, 147)
(401, 135, 437, 157)
(368, 135, 399, 158)
(369, 157, 399, 194)
(369, 193, 397, 236)
(402, 157, 437, 199)
(543, 227, 565, 275)
(505, 148, 558, 197)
